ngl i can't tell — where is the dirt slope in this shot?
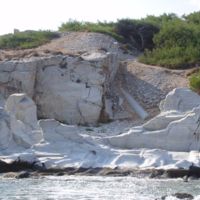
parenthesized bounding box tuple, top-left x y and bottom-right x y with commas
(0, 32, 133, 60)
(111, 60, 189, 120)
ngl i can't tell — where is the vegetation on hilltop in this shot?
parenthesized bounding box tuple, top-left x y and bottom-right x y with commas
(139, 14, 200, 69)
(59, 21, 121, 40)
(1, 12, 200, 70)
(60, 13, 200, 91)
(1, 12, 200, 91)
(60, 12, 200, 70)
(59, 20, 159, 51)
(0, 30, 59, 49)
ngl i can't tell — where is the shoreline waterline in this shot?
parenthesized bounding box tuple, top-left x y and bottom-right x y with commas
(1, 159, 200, 180)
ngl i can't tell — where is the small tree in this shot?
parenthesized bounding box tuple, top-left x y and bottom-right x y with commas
(115, 19, 159, 50)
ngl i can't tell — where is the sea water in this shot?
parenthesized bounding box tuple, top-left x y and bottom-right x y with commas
(1, 176, 200, 200)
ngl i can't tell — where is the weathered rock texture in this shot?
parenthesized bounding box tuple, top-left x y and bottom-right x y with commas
(0, 52, 118, 124)
(0, 93, 42, 151)
(0, 59, 37, 106)
(2, 88, 200, 170)
(107, 88, 200, 152)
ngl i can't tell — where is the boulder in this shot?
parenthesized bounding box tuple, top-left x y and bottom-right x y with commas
(35, 53, 118, 124)
(160, 88, 200, 112)
(5, 93, 43, 148)
(0, 93, 43, 151)
(5, 93, 38, 128)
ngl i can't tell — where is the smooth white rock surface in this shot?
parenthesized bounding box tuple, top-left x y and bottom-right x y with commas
(3, 93, 42, 149)
(160, 87, 200, 112)
(1, 88, 200, 170)
(107, 88, 200, 152)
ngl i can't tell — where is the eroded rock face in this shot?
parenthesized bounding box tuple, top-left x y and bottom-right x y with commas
(2, 89, 200, 170)
(0, 108, 12, 150)
(3, 93, 43, 149)
(107, 88, 200, 152)
(35, 55, 103, 124)
(5, 93, 38, 128)
(0, 52, 119, 125)
(159, 88, 200, 112)
(0, 59, 37, 107)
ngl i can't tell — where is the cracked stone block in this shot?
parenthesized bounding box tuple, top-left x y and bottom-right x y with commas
(0, 52, 119, 125)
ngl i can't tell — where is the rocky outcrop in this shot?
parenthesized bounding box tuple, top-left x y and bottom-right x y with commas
(5, 93, 43, 148)
(0, 108, 12, 150)
(1, 89, 200, 171)
(0, 93, 42, 151)
(0, 59, 37, 106)
(107, 88, 200, 152)
(0, 52, 119, 125)
(159, 88, 200, 112)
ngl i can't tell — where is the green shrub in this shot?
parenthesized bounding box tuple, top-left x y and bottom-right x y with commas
(59, 20, 122, 41)
(141, 13, 179, 27)
(189, 71, 200, 92)
(139, 16, 200, 68)
(59, 20, 85, 31)
(59, 19, 158, 50)
(184, 11, 200, 24)
(0, 30, 59, 49)
(140, 44, 200, 69)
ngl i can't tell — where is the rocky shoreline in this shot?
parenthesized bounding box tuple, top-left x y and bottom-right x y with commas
(1, 159, 200, 180)
(1, 33, 200, 188)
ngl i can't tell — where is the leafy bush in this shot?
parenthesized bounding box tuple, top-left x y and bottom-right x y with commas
(140, 13, 179, 27)
(184, 11, 200, 24)
(139, 15, 200, 68)
(140, 46, 200, 68)
(59, 19, 158, 50)
(189, 71, 200, 92)
(0, 31, 59, 49)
